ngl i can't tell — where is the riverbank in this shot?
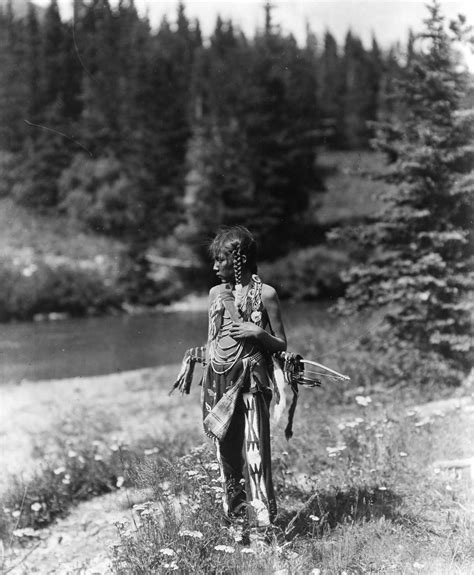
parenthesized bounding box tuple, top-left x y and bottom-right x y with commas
(1, 361, 473, 574)
(0, 365, 203, 487)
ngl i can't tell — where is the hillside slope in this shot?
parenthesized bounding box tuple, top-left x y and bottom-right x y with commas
(1, 197, 122, 272)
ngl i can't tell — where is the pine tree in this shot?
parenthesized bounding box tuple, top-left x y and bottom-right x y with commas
(334, 0, 473, 369)
(181, 16, 254, 262)
(12, 0, 77, 208)
(41, 0, 64, 110)
(318, 31, 344, 147)
(243, 6, 322, 257)
(25, 2, 42, 122)
(0, 1, 29, 151)
(341, 31, 378, 148)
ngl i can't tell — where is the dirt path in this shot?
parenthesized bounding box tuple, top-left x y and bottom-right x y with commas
(3, 491, 129, 575)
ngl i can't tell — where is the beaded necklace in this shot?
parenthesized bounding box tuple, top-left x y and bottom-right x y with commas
(209, 275, 264, 375)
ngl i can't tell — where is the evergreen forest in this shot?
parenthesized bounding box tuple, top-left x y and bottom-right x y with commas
(1, 0, 402, 259)
(0, 0, 472, 373)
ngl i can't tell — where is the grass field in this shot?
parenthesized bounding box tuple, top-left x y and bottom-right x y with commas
(1, 315, 472, 574)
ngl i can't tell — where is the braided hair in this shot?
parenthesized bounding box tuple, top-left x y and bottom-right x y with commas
(230, 241, 243, 307)
(208, 226, 258, 294)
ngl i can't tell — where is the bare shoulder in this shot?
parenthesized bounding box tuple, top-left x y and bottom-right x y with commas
(209, 283, 229, 301)
(261, 283, 280, 303)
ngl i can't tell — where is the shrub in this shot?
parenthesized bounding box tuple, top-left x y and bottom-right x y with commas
(259, 246, 349, 300)
(0, 258, 120, 321)
(58, 154, 144, 236)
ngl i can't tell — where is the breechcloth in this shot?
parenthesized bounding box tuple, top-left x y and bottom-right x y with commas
(202, 355, 277, 527)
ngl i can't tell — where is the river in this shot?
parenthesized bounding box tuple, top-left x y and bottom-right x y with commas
(0, 302, 338, 383)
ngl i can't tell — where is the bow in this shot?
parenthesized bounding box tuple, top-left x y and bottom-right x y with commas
(275, 352, 350, 440)
(277, 351, 350, 386)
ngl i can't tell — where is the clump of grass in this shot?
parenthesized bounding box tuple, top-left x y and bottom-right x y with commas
(112, 444, 308, 574)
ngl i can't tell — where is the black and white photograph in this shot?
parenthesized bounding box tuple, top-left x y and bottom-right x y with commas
(0, 0, 473, 573)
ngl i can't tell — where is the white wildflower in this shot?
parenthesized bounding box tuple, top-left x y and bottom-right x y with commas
(399, 452, 408, 457)
(241, 548, 255, 554)
(326, 445, 347, 457)
(22, 264, 38, 277)
(62, 474, 71, 485)
(355, 395, 372, 407)
(214, 544, 235, 554)
(345, 421, 359, 428)
(415, 419, 431, 427)
(309, 515, 320, 522)
(53, 466, 66, 475)
(30, 502, 42, 513)
(378, 486, 388, 491)
(67, 450, 77, 458)
(163, 562, 178, 570)
(116, 476, 125, 488)
(12, 510, 21, 518)
(94, 454, 103, 461)
(13, 528, 38, 538)
(159, 548, 176, 556)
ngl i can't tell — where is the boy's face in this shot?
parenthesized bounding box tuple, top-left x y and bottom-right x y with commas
(213, 251, 234, 283)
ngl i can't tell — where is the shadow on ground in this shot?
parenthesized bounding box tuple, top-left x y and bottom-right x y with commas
(276, 485, 406, 540)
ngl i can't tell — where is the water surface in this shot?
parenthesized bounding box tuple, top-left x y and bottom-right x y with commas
(0, 302, 335, 383)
